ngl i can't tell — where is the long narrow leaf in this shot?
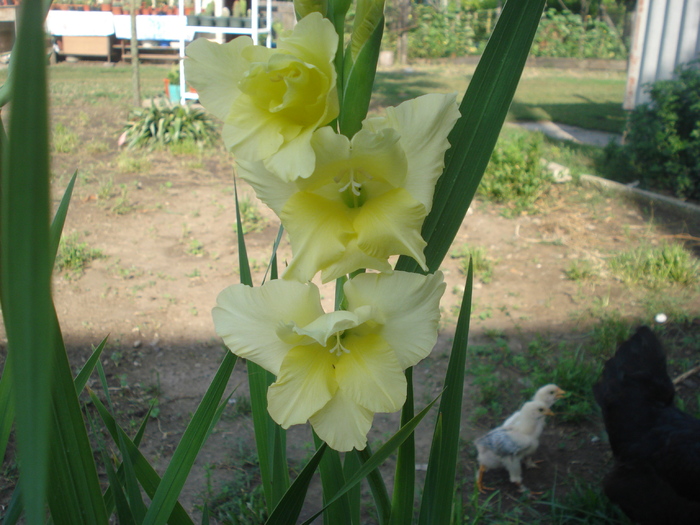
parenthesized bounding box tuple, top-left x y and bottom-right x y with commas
(314, 434, 352, 525)
(264, 443, 328, 525)
(48, 171, 78, 269)
(396, 0, 547, 275)
(141, 351, 237, 525)
(388, 368, 415, 525)
(89, 390, 194, 525)
(301, 395, 441, 525)
(74, 335, 109, 394)
(0, 355, 14, 466)
(418, 261, 473, 525)
(45, 311, 109, 524)
(233, 176, 281, 507)
(1, 2, 53, 521)
(356, 446, 391, 525)
(343, 452, 362, 525)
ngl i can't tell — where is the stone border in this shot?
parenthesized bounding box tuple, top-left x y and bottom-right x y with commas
(580, 174, 700, 219)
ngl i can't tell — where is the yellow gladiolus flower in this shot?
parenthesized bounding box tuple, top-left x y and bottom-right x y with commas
(213, 271, 445, 451)
(184, 13, 339, 181)
(237, 93, 460, 282)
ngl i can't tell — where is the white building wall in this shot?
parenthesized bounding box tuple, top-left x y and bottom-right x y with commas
(624, 0, 700, 109)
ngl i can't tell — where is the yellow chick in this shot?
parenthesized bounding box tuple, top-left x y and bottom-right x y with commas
(503, 384, 566, 428)
(475, 401, 554, 493)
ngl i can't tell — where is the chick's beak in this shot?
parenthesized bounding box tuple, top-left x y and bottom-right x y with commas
(555, 388, 566, 399)
(545, 408, 555, 416)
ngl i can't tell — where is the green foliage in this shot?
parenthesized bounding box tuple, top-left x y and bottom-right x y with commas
(404, 3, 481, 58)
(55, 233, 104, 276)
(52, 123, 80, 153)
(451, 244, 495, 283)
(609, 243, 700, 288)
(564, 259, 597, 281)
(477, 134, 552, 216)
(531, 8, 627, 59)
(232, 197, 267, 235)
(122, 103, 219, 149)
(619, 62, 700, 199)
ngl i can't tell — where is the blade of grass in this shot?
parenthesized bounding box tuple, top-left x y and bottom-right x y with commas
(396, 0, 547, 275)
(74, 335, 109, 394)
(141, 351, 237, 525)
(0, 355, 14, 466)
(418, 261, 473, 524)
(301, 395, 441, 525)
(1, 2, 54, 521)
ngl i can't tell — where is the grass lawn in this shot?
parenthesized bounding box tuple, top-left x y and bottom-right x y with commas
(372, 63, 628, 133)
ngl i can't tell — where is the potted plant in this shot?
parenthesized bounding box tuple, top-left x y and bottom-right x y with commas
(166, 66, 180, 103)
(111, 0, 122, 13)
(231, 0, 249, 28)
(215, 6, 230, 27)
(199, 1, 216, 26)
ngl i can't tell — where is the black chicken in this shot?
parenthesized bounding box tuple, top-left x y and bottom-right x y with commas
(593, 326, 700, 524)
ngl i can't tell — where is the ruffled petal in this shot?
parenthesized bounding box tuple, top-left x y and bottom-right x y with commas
(292, 305, 373, 346)
(320, 238, 392, 283)
(309, 389, 374, 452)
(280, 192, 354, 282)
(335, 333, 406, 413)
(212, 280, 325, 375)
(236, 159, 296, 215)
(354, 188, 428, 270)
(364, 93, 460, 211)
(344, 271, 445, 369)
(184, 36, 253, 122)
(267, 344, 339, 428)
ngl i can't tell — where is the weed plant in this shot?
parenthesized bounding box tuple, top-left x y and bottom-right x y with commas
(52, 123, 80, 153)
(232, 197, 267, 235)
(609, 243, 700, 288)
(478, 134, 553, 216)
(451, 244, 495, 283)
(55, 233, 104, 277)
(122, 103, 219, 149)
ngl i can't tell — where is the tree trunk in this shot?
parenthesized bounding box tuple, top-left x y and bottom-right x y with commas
(130, 0, 141, 107)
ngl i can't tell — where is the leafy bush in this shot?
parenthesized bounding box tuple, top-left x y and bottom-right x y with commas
(477, 134, 553, 215)
(609, 243, 700, 288)
(621, 62, 700, 200)
(405, 3, 479, 58)
(122, 103, 219, 149)
(531, 8, 627, 59)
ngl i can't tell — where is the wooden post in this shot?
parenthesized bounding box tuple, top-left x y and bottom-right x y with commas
(130, 0, 141, 107)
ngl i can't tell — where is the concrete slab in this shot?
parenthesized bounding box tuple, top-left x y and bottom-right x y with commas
(514, 121, 622, 147)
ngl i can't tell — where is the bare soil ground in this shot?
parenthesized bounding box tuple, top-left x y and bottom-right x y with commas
(1, 63, 700, 523)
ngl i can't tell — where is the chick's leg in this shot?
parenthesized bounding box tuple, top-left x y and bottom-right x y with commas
(476, 465, 495, 493)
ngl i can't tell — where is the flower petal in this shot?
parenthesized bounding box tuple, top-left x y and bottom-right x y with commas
(344, 271, 445, 369)
(267, 344, 339, 427)
(354, 188, 428, 270)
(292, 305, 374, 346)
(309, 389, 374, 452)
(212, 280, 325, 375)
(364, 93, 460, 211)
(320, 238, 392, 283)
(335, 333, 406, 413)
(236, 159, 296, 215)
(184, 36, 253, 122)
(280, 192, 354, 282)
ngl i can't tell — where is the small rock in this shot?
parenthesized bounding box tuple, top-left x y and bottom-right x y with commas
(133, 340, 142, 348)
(546, 161, 572, 183)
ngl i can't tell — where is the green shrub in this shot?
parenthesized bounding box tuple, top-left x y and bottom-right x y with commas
(405, 3, 478, 58)
(477, 134, 552, 215)
(531, 9, 627, 59)
(622, 62, 700, 200)
(55, 233, 104, 277)
(122, 103, 219, 149)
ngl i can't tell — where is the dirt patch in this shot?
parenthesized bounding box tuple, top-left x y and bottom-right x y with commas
(2, 63, 700, 523)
